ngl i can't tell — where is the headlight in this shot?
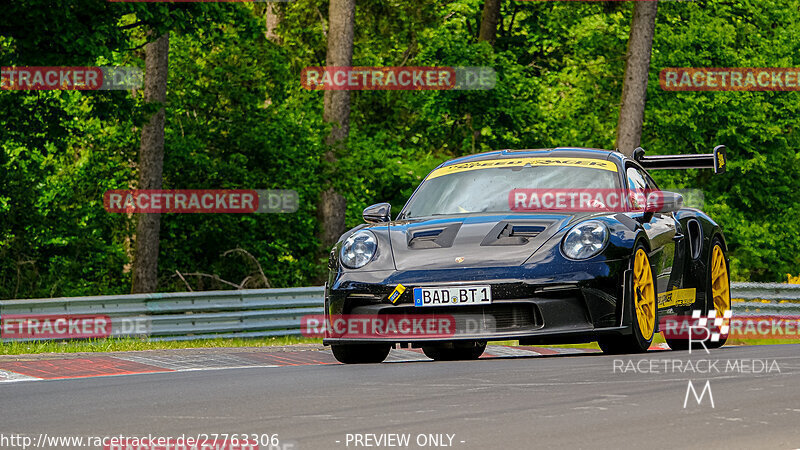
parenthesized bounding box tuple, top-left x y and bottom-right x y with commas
(562, 220, 608, 260)
(340, 230, 378, 269)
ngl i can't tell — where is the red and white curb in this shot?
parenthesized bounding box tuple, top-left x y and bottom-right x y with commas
(0, 345, 601, 383)
(0, 369, 41, 383)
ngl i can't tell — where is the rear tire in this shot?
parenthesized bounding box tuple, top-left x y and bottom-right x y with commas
(422, 341, 486, 361)
(599, 245, 656, 354)
(665, 237, 730, 351)
(331, 344, 391, 364)
(706, 238, 731, 349)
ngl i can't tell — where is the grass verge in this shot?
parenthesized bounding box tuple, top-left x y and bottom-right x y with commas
(0, 336, 321, 356)
(3, 334, 798, 356)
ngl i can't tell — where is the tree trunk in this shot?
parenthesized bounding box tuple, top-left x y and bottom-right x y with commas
(323, 0, 355, 147)
(615, 1, 658, 157)
(131, 30, 169, 294)
(318, 0, 355, 253)
(478, 0, 502, 45)
(265, 3, 282, 44)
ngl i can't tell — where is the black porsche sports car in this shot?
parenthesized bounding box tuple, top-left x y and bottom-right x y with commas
(324, 146, 731, 363)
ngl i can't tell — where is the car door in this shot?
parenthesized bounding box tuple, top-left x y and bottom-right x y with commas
(625, 164, 679, 295)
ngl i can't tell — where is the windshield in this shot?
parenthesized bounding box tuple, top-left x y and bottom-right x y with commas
(402, 159, 621, 218)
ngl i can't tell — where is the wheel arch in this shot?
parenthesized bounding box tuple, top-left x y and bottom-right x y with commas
(616, 235, 654, 331)
(673, 208, 728, 313)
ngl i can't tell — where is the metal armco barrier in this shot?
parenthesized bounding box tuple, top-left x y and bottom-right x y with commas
(0, 287, 324, 342)
(730, 282, 800, 316)
(0, 283, 798, 341)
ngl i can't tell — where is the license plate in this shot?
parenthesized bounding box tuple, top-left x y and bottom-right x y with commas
(413, 285, 492, 307)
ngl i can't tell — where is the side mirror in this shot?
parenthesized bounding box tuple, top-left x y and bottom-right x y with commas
(635, 191, 683, 223)
(653, 191, 684, 214)
(363, 203, 391, 224)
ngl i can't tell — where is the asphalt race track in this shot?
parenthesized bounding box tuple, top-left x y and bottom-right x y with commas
(1, 344, 799, 449)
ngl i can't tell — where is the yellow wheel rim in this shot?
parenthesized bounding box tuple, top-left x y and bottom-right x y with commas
(711, 245, 731, 316)
(633, 248, 656, 340)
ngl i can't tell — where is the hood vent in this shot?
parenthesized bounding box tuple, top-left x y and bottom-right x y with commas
(481, 222, 547, 246)
(506, 225, 544, 237)
(407, 223, 461, 249)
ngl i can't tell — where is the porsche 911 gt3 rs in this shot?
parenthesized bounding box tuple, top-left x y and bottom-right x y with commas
(324, 146, 731, 363)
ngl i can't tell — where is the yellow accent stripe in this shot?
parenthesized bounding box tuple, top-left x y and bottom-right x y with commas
(658, 288, 697, 308)
(427, 157, 618, 180)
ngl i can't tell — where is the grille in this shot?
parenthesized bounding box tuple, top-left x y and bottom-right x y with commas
(379, 304, 539, 333)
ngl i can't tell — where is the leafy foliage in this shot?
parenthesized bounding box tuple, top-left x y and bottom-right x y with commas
(1, 0, 798, 299)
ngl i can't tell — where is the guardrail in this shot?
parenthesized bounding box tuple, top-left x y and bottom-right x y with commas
(730, 282, 800, 316)
(0, 287, 324, 342)
(0, 283, 797, 341)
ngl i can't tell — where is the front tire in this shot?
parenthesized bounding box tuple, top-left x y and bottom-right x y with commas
(422, 341, 486, 361)
(331, 344, 391, 364)
(599, 246, 656, 354)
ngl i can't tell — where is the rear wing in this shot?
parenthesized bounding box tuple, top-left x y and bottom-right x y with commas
(632, 145, 727, 174)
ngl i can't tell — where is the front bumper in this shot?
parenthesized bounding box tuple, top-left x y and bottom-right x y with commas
(323, 259, 630, 345)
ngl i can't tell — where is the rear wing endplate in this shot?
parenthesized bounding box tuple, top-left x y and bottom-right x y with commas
(632, 145, 727, 174)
